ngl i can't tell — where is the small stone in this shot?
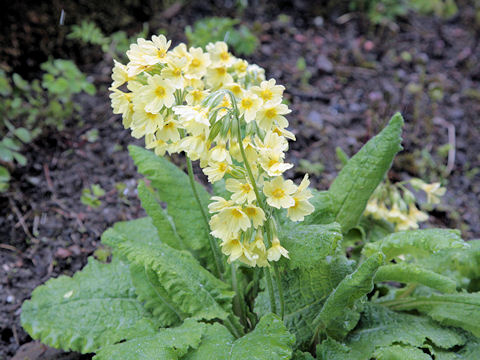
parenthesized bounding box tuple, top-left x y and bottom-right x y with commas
(316, 54, 333, 73)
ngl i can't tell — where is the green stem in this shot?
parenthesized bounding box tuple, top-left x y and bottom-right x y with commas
(273, 262, 285, 319)
(264, 267, 277, 314)
(185, 157, 224, 280)
(234, 114, 285, 318)
(231, 262, 247, 327)
(224, 316, 243, 338)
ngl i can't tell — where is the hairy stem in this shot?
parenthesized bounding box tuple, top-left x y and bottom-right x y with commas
(185, 157, 224, 280)
(231, 262, 247, 327)
(235, 114, 285, 318)
(264, 266, 277, 315)
(273, 262, 285, 319)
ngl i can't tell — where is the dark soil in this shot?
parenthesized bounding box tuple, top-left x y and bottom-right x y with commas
(1, 1, 479, 358)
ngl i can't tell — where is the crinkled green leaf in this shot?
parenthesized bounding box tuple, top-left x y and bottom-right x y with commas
(417, 239, 480, 290)
(373, 344, 432, 360)
(255, 255, 355, 348)
(328, 113, 404, 232)
(381, 292, 480, 337)
(102, 217, 234, 321)
(316, 303, 465, 360)
(303, 189, 336, 225)
(129, 145, 212, 264)
(292, 350, 315, 360)
(185, 314, 295, 359)
(280, 222, 343, 269)
(94, 319, 205, 360)
(313, 253, 384, 339)
(130, 264, 184, 327)
(137, 180, 185, 250)
(375, 263, 457, 293)
(362, 229, 467, 261)
(21, 258, 157, 354)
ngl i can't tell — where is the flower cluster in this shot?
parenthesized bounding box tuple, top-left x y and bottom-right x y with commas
(109, 35, 314, 267)
(365, 178, 446, 231)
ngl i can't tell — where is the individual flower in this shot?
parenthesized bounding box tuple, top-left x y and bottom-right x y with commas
(161, 56, 188, 89)
(203, 160, 230, 183)
(145, 35, 171, 65)
(226, 178, 256, 204)
(207, 41, 235, 67)
(210, 206, 251, 240)
(135, 75, 175, 113)
(259, 150, 293, 177)
(186, 47, 211, 79)
(186, 88, 209, 106)
(208, 141, 230, 162)
(130, 106, 164, 139)
(243, 204, 266, 228)
(251, 79, 285, 103)
(263, 176, 297, 209)
(267, 237, 289, 261)
(287, 175, 315, 221)
(145, 134, 168, 156)
(206, 65, 233, 88)
(220, 237, 244, 263)
(422, 182, 446, 205)
(256, 100, 291, 130)
(126, 38, 161, 76)
(208, 196, 234, 213)
(238, 91, 262, 123)
(233, 59, 248, 77)
(111, 60, 130, 88)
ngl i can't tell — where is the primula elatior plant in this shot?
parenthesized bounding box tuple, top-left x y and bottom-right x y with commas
(21, 35, 480, 359)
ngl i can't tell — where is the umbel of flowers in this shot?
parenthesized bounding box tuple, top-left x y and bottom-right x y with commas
(110, 35, 314, 268)
(365, 178, 446, 231)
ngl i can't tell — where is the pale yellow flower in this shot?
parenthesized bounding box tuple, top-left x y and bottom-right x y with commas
(243, 204, 266, 228)
(238, 91, 262, 123)
(206, 66, 233, 88)
(259, 150, 293, 177)
(186, 89, 210, 106)
(233, 59, 248, 77)
(267, 237, 289, 261)
(135, 75, 175, 113)
(145, 134, 168, 156)
(161, 56, 188, 89)
(179, 133, 208, 161)
(186, 47, 211, 79)
(140, 34, 171, 65)
(229, 136, 258, 164)
(386, 203, 409, 223)
(287, 175, 314, 221)
(247, 232, 268, 267)
(173, 105, 210, 135)
(224, 83, 245, 98)
(257, 100, 291, 130)
(220, 237, 244, 262)
(155, 118, 180, 142)
(226, 178, 256, 204)
(111, 60, 130, 88)
(251, 79, 285, 103)
(210, 206, 251, 240)
(408, 204, 429, 222)
(130, 107, 164, 139)
(422, 183, 446, 205)
(203, 161, 230, 183)
(263, 176, 297, 209)
(209, 141, 230, 162)
(208, 196, 234, 213)
(126, 38, 158, 76)
(207, 41, 235, 67)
